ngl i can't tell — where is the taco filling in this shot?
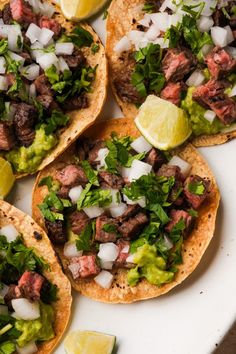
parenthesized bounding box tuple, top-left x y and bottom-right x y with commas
(111, 0, 236, 136)
(37, 133, 212, 290)
(0, 225, 58, 353)
(0, 0, 98, 173)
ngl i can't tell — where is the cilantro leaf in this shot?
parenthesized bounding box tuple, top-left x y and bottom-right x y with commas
(81, 161, 99, 186)
(45, 110, 69, 135)
(102, 223, 117, 233)
(103, 10, 108, 19)
(105, 133, 132, 173)
(38, 191, 66, 222)
(0, 341, 16, 354)
(142, 3, 155, 13)
(125, 152, 146, 167)
(0, 40, 8, 55)
(40, 282, 58, 304)
(77, 188, 112, 209)
(69, 25, 93, 48)
(45, 65, 59, 84)
(188, 180, 205, 195)
(76, 222, 94, 251)
(38, 176, 53, 189)
(91, 43, 99, 54)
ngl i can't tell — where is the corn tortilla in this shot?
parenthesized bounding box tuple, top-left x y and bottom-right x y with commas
(106, 0, 236, 147)
(0, 200, 72, 353)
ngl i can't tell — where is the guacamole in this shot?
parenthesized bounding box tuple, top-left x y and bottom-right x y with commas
(181, 87, 224, 137)
(16, 302, 55, 347)
(127, 244, 174, 287)
(6, 125, 57, 173)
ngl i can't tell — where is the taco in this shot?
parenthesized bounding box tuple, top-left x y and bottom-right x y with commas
(0, 0, 107, 177)
(106, 0, 236, 147)
(0, 200, 71, 353)
(32, 118, 220, 303)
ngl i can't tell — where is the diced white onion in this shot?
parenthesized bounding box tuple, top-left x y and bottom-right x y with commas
(201, 44, 214, 57)
(186, 70, 205, 87)
(26, 23, 42, 44)
(224, 25, 234, 45)
(0, 76, 8, 91)
(26, 0, 41, 13)
(0, 224, 18, 242)
(0, 25, 10, 38)
(170, 13, 183, 27)
(98, 243, 119, 261)
(229, 84, 236, 97)
(153, 37, 169, 49)
(123, 194, 146, 207)
(0, 305, 8, 315)
(145, 24, 160, 41)
(69, 185, 83, 203)
(122, 245, 130, 253)
(68, 263, 80, 280)
(63, 241, 83, 258)
(137, 197, 146, 208)
(123, 194, 136, 205)
(204, 110, 216, 123)
(150, 12, 170, 31)
(95, 148, 109, 170)
(225, 46, 236, 59)
(100, 260, 113, 270)
(39, 28, 54, 46)
(126, 254, 135, 263)
(163, 234, 173, 250)
(201, 0, 217, 16)
(8, 25, 23, 52)
(114, 36, 131, 54)
(109, 203, 128, 217)
(138, 13, 152, 27)
(20, 64, 40, 81)
(121, 167, 131, 179)
(40, 2, 55, 17)
(160, 0, 177, 12)
(83, 206, 104, 218)
(128, 30, 145, 47)
(16, 341, 38, 354)
(131, 136, 152, 153)
(197, 16, 214, 33)
(94, 270, 114, 289)
(36, 52, 58, 70)
(0, 284, 9, 298)
(168, 155, 191, 178)
(128, 159, 152, 181)
(5, 102, 16, 120)
(55, 42, 74, 55)
(211, 26, 228, 48)
(58, 57, 70, 72)
(0, 57, 6, 74)
(8, 51, 25, 65)
(29, 84, 36, 98)
(11, 299, 40, 320)
(30, 41, 44, 60)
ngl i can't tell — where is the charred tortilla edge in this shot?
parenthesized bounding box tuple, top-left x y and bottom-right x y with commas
(0, 0, 107, 178)
(106, 0, 236, 148)
(32, 117, 220, 303)
(0, 200, 72, 353)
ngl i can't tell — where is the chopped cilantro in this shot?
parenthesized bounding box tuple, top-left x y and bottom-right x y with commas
(45, 65, 59, 84)
(0, 39, 8, 55)
(81, 161, 99, 186)
(125, 152, 146, 167)
(38, 191, 67, 222)
(45, 110, 69, 135)
(142, 3, 155, 13)
(0, 341, 16, 354)
(76, 222, 95, 251)
(103, 10, 108, 19)
(105, 133, 132, 173)
(181, 2, 204, 19)
(40, 282, 58, 304)
(68, 25, 93, 48)
(77, 187, 112, 209)
(91, 43, 100, 54)
(188, 180, 205, 195)
(38, 176, 53, 190)
(102, 223, 117, 233)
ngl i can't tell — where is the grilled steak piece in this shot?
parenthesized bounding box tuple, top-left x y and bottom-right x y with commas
(65, 95, 89, 111)
(212, 9, 228, 26)
(95, 215, 118, 242)
(76, 138, 90, 161)
(10, 0, 37, 24)
(2, 4, 13, 24)
(88, 140, 105, 166)
(205, 47, 236, 79)
(165, 209, 193, 236)
(193, 79, 236, 125)
(4, 285, 21, 310)
(118, 212, 148, 239)
(156, 164, 184, 181)
(99, 171, 125, 190)
(39, 16, 62, 37)
(160, 82, 183, 106)
(144, 148, 166, 171)
(37, 94, 54, 111)
(13, 103, 37, 147)
(57, 186, 70, 199)
(56, 164, 88, 187)
(34, 74, 53, 96)
(45, 219, 67, 244)
(18, 271, 44, 301)
(69, 210, 90, 235)
(162, 47, 196, 82)
(118, 204, 140, 222)
(68, 255, 100, 279)
(184, 175, 210, 209)
(0, 123, 16, 151)
(62, 48, 86, 69)
(114, 239, 130, 267)
(21, 51, 33, 65)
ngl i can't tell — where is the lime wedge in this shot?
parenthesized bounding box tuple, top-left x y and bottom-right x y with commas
(0, 157, 15, 199)
(135, 95, 192, 150)
(64, 330, 116, 354)
(60, 0, 108, 21)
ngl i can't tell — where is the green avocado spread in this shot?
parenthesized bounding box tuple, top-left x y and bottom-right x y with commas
(181, 87, 224, 137)
(6, 125, 57, 173)
(127, 244, 174, 287)
(15, 302, 55, 347)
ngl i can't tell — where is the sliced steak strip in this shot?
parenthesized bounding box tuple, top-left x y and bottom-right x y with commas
(160, 82, 183, 106)
(99, 171, 124, 190)
(144, 148, 166, 171)
(45, 219, 67, 244)
(10, 0, 37, 24)
(69, 210, 90, 235)
(62, 48, 86, 69)
(95, 215, 118, 242)
(156, 164, 184, 182)
(38, 16, 62, 37)
(118, 212, 148, 239)
(69, 255, 100, 279)
(18, 271, 44, 301)
(184, 175, 210, 209)
(205, 47, 236, 79)
(13, 103, 37, 147)
(0, 123, 16, 151)
(165, 209, 193, 236)
(162, 47, 196, 82)
(56, 164, 88, 187)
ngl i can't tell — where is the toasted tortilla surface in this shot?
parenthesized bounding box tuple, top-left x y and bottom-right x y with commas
(106, 0, 236, 147)
(0, 0, 107, 178)
(0, 200, 72, 353)
(32, 118, 220, 303)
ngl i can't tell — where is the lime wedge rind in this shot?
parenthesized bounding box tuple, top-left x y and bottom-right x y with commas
(0, 158, 15, 199)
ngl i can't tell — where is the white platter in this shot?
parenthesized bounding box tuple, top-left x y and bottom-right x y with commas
(7, 11, 236, 354)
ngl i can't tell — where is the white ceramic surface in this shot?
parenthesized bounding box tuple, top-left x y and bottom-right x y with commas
(7, 11, 236, 354)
